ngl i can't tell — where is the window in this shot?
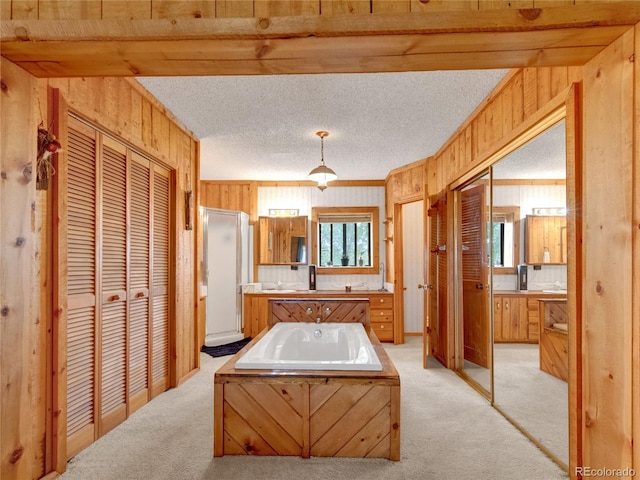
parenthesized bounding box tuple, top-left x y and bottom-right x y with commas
(489, 206, 520, 274)
(311, 206, 379, 274)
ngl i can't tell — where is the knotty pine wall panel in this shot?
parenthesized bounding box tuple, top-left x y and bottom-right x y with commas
(429, 66, 581, 194)
(581, 28, 635, 473)
(0, 0, 591, 20)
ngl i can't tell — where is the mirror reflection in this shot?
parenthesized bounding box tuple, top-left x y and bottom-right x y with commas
(258, 215, 308, 265)
(491, 119, 568, 466)
(459, 172, 492, 395)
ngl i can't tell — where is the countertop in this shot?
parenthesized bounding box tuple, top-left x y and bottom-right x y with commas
(245, 289, 393, 296)
(493, 290, 567, 297)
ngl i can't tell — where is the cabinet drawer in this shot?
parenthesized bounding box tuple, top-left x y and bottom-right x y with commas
(370, 308, 393, 323)
(371, 321, 393, 341)
(369, 295, 393, 307)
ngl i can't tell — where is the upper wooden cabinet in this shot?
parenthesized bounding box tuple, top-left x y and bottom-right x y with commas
(525, 215, 567, 265)
(258, 216, 308, 265)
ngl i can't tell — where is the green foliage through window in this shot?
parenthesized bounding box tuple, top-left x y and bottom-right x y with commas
(319, 222, 371, 267)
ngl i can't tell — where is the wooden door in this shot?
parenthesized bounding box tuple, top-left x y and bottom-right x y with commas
(66, 117, 99, 458)
(64, 116, 172, 458)
(150, 165, 171, 397)
(128, 153, 151, 414)
(461, 184, 490, 369)
(99, 136, 128, 435)
(426, 197, 448, 367)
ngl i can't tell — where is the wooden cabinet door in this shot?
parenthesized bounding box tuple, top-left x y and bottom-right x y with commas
(525, 215, 567, 264)
(493, 296, 504, 342)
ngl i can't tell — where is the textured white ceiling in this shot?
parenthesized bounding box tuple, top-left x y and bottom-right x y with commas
(136, 70, 563, 181)
(493, 120, 566, 180)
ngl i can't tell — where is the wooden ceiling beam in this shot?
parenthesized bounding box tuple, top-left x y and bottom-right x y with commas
(1, 3, 639, 77)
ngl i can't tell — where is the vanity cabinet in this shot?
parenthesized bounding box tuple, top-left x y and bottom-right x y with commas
(493, 295, 529, 343)
(243, 291, 395, 342)
(369, 294, 394, 342)
(493, 292, 565, 343)
(525, 215, 567, 264)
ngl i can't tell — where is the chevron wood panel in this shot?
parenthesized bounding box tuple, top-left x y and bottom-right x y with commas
(269, 299, 370, 327)
(539, 299, 568, 381)
(540, 329, 568, 382)
(223, 383, 304, 456)
(310, 385, 391, 458)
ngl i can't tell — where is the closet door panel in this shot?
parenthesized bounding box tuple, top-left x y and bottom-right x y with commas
(151, 166, 170, 396)
(99, 137, 128, 434)
(66, 117, 98, 459)
(129, 154, 151, 413)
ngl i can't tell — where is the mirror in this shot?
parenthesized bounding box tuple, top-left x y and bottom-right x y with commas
(491, 119, 568, 467)
(456, 172, 492, 396)
(258, 215, 308, 265)
(490, 206, 520, 274)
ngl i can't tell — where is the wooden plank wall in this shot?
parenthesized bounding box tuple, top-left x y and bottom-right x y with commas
(0, 58, 200, 478)
(384, 159, 426, 283)
(0, 56, 40, 480)
(200, 180, 257, 222)
(428, 65, 582, 195)
(0, 0, 593, 20)
(581, 28, 635, 472)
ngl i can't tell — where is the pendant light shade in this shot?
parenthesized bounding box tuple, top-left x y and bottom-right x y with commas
(308, 131, 337, 191)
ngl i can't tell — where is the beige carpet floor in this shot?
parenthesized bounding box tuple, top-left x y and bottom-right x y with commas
(60, 338, 568, 480)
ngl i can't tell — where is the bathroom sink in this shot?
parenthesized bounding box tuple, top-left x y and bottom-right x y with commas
(261, 289, 297, 294)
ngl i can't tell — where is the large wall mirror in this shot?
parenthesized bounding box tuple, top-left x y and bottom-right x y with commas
(490, 119, 568, 468)
(453, 117, 569, 470)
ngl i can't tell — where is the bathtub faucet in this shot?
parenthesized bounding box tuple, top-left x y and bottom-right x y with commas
(316, 316, 321, 324)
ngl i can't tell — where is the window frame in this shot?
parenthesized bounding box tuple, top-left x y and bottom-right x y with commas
(491, 206, 520, 275)
(311, 206, 379, 275)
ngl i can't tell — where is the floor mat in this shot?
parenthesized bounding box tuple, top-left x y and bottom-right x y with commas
(201, 337, 252, 358)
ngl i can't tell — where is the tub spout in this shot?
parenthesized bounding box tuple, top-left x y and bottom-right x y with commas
(316, 317, 321, 324)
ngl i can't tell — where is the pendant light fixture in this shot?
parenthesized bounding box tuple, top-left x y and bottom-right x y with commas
(308, 130, 337, 191)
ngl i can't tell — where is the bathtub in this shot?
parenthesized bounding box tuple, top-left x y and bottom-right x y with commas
(234, 322, 382, 371)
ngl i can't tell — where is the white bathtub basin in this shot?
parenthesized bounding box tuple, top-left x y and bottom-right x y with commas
(235, 322, 382, 371)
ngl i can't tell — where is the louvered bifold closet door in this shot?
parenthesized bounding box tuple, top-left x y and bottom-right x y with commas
(99, 137, 128, 435)
(129, 154, 151, 414)
(436, 200, 448, 363)
(66, 117, 99, 459)
(150, 165, 171, 397)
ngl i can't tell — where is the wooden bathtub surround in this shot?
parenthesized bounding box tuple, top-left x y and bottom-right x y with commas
(213, 327, 400, 460)
(539, 299, 568, 382)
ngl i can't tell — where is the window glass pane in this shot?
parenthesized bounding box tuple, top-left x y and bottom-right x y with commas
(319, 221, 372, 267)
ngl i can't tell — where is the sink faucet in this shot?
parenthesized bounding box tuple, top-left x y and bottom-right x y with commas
(277, 281, 283, 290)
